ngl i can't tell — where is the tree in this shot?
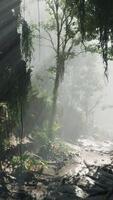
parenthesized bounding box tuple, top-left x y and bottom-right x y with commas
(67, 0, 113, 76)
(41, 0, 82, 131)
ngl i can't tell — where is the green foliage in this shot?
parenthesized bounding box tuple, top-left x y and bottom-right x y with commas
(22, 20, 36, 63)
(31, 120, 60, 146)
(23, 86, 60, 146)
(11, 153, 47, 171)
(68, 0, 113, 74)
(24, 89, 51, 135)
(32, 128, 49, 146)
(40, 138, 69, 161)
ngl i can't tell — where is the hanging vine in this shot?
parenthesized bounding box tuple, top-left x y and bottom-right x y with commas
(21, 20, 35, 63)
(67, 0, 113, 77)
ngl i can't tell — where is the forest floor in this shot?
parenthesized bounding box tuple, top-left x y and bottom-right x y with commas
(1, 136, 113, 200)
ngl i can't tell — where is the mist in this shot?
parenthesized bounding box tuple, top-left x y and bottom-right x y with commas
(1, 1, 113, 199)
(23, 0, 113, 142)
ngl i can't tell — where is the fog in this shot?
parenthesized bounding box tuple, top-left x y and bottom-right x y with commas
(23, 0, 113, 141)
(1, 1, 113, 199)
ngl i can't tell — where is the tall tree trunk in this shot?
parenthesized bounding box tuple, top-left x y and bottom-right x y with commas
(49, 58, 65, 133)
(48, 68, 60, 136)
(48, 2, 60, 136)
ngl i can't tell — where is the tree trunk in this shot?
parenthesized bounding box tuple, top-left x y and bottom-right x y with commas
(48, 59, 65, 137)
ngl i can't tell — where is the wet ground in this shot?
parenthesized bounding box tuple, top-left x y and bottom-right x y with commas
(42, 136, 113, 200)
(1, 136, 113, 200)
(39, 136, 113, 200)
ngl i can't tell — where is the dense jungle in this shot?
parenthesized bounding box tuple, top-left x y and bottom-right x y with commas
(1, 0, 113, 199)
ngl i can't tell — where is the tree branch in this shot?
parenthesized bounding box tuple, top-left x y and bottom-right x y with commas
(44, 29, 57, 52)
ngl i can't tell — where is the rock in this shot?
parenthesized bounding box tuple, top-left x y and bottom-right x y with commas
(58, 184, 75, 194)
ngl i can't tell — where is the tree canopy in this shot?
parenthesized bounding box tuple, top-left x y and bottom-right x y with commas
(67, 0, 113, 75)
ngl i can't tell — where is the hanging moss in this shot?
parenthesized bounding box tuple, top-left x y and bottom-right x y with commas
(21, 20, 34, 63)
(67, 0, 113, 75)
